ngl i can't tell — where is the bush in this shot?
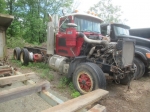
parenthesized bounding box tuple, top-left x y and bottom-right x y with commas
(71, 91, 80, 98)
(58, 77, 81, 98)
(7, 37, 26, 48)
(58, 76, 70, 88)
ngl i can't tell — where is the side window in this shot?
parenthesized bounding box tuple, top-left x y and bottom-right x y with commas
(101, 26, 107, 36)
(59, 18, 70, 32)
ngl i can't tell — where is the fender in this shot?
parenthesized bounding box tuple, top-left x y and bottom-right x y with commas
(135, 45, 150, 66)
(67, 56, 87, 78)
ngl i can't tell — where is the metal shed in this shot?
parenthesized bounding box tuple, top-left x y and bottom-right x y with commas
(0, 13, 14, 60)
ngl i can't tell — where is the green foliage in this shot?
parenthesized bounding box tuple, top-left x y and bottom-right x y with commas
(1, 0, 73, 44)
(7, 37, 26, 48)
(90, 0, 125, 23)
(27, 62, 49, 69)
(69, 82, 80, 98)
(58, 77, 81, 98)
(71, 91, 80, 98)
(27, 62, 54, 81)
(10, 60, 54, 81)
(58, 76, 70, 88)
(11, 59, 22, 66)
(0, 0, 6, 13)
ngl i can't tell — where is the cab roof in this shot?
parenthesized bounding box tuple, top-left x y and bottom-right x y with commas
(61, 13, 103, 23)
(101, 23, 130, 29)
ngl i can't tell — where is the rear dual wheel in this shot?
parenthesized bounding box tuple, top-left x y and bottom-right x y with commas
(13, 47, 21, 60)
(73, 62, 106, 94)
(20, 48, 29, 65)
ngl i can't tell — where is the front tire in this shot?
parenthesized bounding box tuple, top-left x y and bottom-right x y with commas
(73, 62, 106, 94)
(134, 58, 145, 79)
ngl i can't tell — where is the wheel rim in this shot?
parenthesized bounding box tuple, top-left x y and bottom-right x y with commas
(134, 64, 137, 72)
(20, 52, 24, 63)
(133, 64, 137, 76)
(14, 51, 17, 60)
(77, 72, 93, 93)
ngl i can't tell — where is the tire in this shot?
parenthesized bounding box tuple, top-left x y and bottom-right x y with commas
(13, 47, 21, 60)
(73, 62, 106, 94)
(134, 58, 145, 79)
(20, 48, 29, 65)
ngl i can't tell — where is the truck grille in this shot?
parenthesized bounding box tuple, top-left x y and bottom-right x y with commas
(122, 39, 135, 67)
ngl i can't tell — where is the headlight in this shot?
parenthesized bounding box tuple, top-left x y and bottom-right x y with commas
(146, 53, 150, 58)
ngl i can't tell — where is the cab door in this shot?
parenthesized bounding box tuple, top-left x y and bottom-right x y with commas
(55, 16, 74, 56)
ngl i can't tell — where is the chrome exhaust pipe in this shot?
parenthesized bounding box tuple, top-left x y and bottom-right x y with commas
(77, 32, 109, 49)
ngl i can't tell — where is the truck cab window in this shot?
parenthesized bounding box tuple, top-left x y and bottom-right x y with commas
(59, 18, 70, 32)
(74, 16, 101, 33)
(114, 26, 129, 35)
(101, 26, 107, 36)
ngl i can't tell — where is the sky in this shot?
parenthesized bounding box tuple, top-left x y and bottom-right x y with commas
(75, 0, 150, 28)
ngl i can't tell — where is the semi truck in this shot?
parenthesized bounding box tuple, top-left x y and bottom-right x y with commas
(101, 23, 150, 79)
(14, 13, 135, 94)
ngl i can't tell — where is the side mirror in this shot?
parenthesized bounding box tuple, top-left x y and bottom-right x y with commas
(107, 25, 111, 35)
(62, 9, 67, 16)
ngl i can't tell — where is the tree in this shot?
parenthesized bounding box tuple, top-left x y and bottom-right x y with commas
(0, 0, 7, 13)
(90, 0, 124, 23)
(2, 0, 73, 43)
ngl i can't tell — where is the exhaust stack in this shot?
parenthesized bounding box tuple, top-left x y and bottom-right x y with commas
(47, 15, 54, 55)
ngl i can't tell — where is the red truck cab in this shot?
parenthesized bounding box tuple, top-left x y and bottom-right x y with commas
(55, 13, 103, 57)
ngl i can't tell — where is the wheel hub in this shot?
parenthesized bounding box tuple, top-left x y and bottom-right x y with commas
(81, 80, 86, 85)
(78, 73, 92, 92)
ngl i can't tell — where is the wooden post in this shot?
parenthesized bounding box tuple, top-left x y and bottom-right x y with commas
(87, 104, 106, 112)
(42, 89, 109, 112)
(0, 81, 50, 103)
(26, 79, 64, 106)
(0, 72, 36, 85)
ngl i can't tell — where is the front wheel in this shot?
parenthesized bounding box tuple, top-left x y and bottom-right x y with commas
(133, 58, 145, 79)
(73, 62, 106, 94)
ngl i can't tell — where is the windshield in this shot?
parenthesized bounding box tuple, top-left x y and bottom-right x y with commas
(74, 16, 101, 33)
(114, 26, 129, 35)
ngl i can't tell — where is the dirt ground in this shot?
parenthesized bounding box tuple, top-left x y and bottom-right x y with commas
(101, 77, 150, 112)
(1, 48, 150, 112)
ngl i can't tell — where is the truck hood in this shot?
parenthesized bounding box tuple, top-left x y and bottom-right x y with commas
(117, 35, 150, 48)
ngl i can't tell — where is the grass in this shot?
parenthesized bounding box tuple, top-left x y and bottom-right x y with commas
(10, 59, 54, 81)
(58, 76, 81, 98)
(10, 59, 80, 98)
(7, 37, 26, 48)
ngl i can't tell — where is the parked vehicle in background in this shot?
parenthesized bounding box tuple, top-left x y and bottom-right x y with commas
(14, 13, 135, 94)
(101, 23, 150, 79)
(130, 28, 150, 40)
